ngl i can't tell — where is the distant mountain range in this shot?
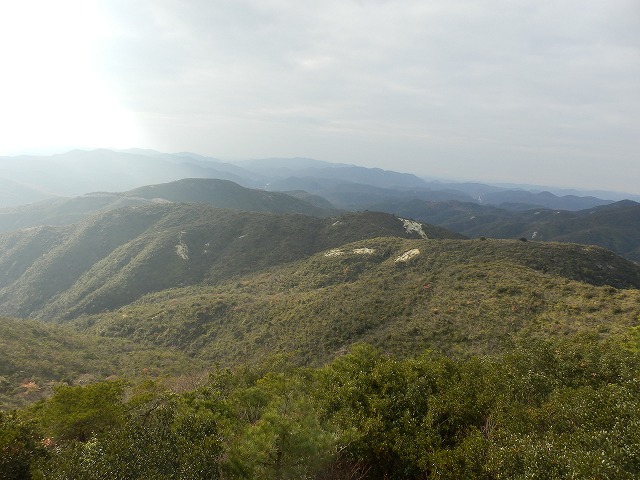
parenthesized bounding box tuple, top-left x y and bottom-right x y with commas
(0, 149, 249, 206)
(0, 149, 638, 327)
(2, 172, 639, 265)
(3, 149, 638, 211)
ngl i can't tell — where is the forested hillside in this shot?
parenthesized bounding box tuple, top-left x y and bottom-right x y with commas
(73, 237, 640, 365)
(0, 316, 201, 410)
(0, 206, 458, 320)
(3, 334, 639, 478)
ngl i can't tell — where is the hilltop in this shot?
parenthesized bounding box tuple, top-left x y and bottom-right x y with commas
(124, 178, 336, 216)
(0, 149, 251, 205)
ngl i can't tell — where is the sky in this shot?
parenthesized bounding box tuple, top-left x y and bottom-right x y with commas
(1, 0, 639, 193)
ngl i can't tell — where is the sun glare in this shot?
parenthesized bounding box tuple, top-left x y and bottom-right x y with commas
(0, 0, 144, 155)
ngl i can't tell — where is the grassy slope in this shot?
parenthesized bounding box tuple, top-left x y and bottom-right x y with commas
(74, 237, 640, 366)
(0, 316, 201, 409)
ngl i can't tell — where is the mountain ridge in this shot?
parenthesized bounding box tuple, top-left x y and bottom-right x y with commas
(0, 178, 338, 233)
(73, 236, 640, 366)
(0, 204, 458, 320)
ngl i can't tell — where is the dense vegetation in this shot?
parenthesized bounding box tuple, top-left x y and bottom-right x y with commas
(0, 207, 457, 320)
(2, 335, 639, 479)
(1, 179, 639, 478)
(72, 237, 640, 365)
(0, 316, 202, 410)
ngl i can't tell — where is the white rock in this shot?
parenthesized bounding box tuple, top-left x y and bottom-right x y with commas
(398, 218, 428, 239)
(395, 249, 420, 263)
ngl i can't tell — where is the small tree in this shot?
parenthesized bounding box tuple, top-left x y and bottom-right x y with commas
(0, 411, 45, 480)
(39, 381, 126, 443)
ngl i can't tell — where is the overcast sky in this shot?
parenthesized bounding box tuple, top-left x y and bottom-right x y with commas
(1, 0, 639, 193)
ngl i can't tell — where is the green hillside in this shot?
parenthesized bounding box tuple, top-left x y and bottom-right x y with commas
(0, 195, 150, 233)
(4, 227, 640, 478)
(0, 205, 458, 320)
(518, 201, 640, 262)
(0, 316, 201, 410)
(75, 237, 640, 366)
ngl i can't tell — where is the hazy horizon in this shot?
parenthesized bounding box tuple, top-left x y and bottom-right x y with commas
(3, 147, 640, 200)
(1, 1, 638, 194)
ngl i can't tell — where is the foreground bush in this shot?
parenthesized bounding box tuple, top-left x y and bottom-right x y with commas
(1, 335, 638, 479)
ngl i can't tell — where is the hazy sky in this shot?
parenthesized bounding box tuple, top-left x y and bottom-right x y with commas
(1, 0, 639, 192)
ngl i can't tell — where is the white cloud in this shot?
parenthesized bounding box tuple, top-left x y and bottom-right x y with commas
(2, 0, 639, 192)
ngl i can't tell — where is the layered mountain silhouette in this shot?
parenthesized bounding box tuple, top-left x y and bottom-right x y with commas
(1, 149, 631, 211)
